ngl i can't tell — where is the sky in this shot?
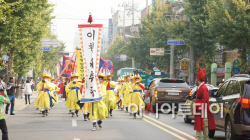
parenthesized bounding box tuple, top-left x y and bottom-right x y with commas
(49, 0, 152, 52)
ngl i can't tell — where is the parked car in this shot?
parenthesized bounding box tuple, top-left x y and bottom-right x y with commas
(185, 74, 250, 139)
(144, 78, 191, 112)
(183, 84, 219, 124)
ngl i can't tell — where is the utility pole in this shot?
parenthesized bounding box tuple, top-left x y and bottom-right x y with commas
(132, 57, 135, 68)
(170, 46, 174, 78)
(123, 6, 126, 39)
(118, 2, 128, 39)
(132, 0, 134, 36)
(118, 2, 131, 39)
(146, 0, 148, 14)
(169, 3, 175, 78)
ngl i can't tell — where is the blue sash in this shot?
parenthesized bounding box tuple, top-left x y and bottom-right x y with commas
(70, 87, 80, 100)
(107, 88, 114, 91)
(44, 89, 56, 107)
(133, 90, 144, 100)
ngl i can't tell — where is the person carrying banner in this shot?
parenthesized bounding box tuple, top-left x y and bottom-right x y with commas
(131, 75, 145, 119)
(34, 74, 55, 117)
(81, 77, 90, 121)
(103, 73, 117, 117)
(194, 68, 216, 140)
(120, 75, 133, 113)
(65, 73, 82, 117)
(90, 73, 107, 131)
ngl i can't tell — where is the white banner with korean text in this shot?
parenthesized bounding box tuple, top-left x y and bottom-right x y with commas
(78, 24, 103, 103)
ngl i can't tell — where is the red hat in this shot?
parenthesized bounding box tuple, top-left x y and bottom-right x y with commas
(196, 68, 206, 81)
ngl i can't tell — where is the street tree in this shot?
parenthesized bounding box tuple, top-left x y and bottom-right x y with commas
(0, 0, 54, 81)
(207, 0, 250, 73)
(105, 35, 131, 78)
(183, 0, 217, 82)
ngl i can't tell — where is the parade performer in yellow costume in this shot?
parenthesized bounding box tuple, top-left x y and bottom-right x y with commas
(131, 75, 145, 119)
(65, 73, 82, 117)
(120, 75, 133, 113)
(34, 74, 55, 117)
(51, 79, 59, 105)
(104, 73, 117, 117)
(90, 73, 107, 131)
(65, 76, 74, 114)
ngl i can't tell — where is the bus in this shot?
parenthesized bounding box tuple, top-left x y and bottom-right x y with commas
(117, 68, 143, 78)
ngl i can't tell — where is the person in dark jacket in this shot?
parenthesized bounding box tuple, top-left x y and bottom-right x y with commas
(6, 77, 20, 115)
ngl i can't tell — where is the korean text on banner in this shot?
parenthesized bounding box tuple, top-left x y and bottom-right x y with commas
(76, 49, 85, 80)
(78, 24, 103, 103)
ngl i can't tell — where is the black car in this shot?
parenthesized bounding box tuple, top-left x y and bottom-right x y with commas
(207, 74, 250, 139)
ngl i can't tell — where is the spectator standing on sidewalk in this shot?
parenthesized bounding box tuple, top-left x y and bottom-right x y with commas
(0, 75, 7, 96)
(24, 80, 32, 104)
(6, 77, 21, 115)
(0, 90, 10, 140)
(20, 79, 25, 99)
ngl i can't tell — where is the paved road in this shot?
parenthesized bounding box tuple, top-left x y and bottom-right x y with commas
(4, 98, 225, 140)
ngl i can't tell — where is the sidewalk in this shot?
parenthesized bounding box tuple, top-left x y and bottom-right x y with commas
(4, 91, 38, 111)
(14, 91, 38, 111)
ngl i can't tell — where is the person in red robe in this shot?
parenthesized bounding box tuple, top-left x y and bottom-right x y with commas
(194, 68, 216, 140)
(58, 78, 64, 96)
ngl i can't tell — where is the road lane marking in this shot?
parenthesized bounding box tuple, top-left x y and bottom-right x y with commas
(142, 117, 187, 140)
(74, 139, 80, 140)
(72, 119, 77, 127)
(143, 115, 195, 139)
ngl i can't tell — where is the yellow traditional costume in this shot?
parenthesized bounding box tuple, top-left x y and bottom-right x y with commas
(104, 73, 117, 117)
(90, 73, 107, 131)
(34, 74, 54, 117)
(51, 79, 59, 105)
(120, 75, 133, 112)
(65, 73, 82, 117)
(131, 76, 145, 118)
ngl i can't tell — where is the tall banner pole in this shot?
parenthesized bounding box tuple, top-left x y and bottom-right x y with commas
(78, 13, 103, 105)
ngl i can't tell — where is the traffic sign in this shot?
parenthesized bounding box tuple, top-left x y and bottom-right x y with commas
(114, 54, 120, 60)
(167, 39, 185, 45)
(120, 54, 127, 61)
(181, 60, 189, 70)
(150, 48, 164, 56)
(233, 59, 240, 68)
(214, 68, 225, 72)
(233, 68, 240, 74)
(37, 47, 50, 51)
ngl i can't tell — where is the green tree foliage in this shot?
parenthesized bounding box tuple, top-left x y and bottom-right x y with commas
(207, 0, 250, 73)
(128, 1, 189, 72)
(0, 0, 57, 81)
(183, 0, 217, 74)
(105, 35, 131, 79)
